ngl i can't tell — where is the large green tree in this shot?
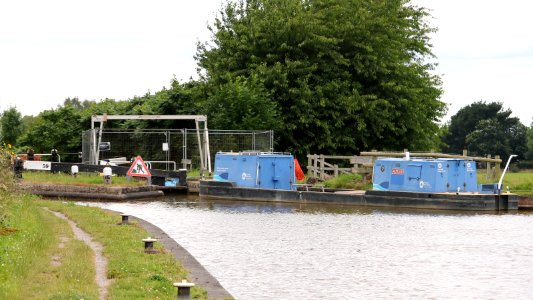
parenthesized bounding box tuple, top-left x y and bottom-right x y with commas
(0, 107, 23, 146)
(443, 101, 527, 161)
(526, 120, 533, 160)
(443, 101, 507, 154)
(205, 76, 282, 130)
(18, 105, 83, 155)
(196, 0, 445, 154)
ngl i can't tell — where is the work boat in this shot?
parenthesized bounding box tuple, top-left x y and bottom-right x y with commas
(199, 152, 519, 211)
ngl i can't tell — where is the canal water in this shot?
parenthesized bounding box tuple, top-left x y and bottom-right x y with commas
(87, 196, 533, 299)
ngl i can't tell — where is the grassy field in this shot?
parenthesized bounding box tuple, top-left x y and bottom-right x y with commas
(478, 171, 533, 194)
(21, 171, 146, 186)
(0, 194, 209, 299)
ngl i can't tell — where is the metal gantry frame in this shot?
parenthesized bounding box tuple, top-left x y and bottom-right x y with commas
(90, 114, 211, 173)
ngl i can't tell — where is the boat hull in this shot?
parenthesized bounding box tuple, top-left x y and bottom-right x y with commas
(199, 180, 519, 211)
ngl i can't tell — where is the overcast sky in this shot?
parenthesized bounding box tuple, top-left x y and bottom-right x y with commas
(1, 0, 532, 125)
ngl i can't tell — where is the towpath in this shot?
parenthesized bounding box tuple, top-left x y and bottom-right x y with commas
(43, 208, 111, 300)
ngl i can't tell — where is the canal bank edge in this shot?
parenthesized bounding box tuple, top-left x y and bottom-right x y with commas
(19, 183, 164, 200)
(519, 196, 533, 209)
(106, 209, 234, 300)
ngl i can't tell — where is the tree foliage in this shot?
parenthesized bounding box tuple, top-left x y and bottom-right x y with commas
(0, 107, 23, 146)
(527, 120, 533, 160)
(18, 105, 83, 154)
(443, 101, 527, 161)
(196, 0, 445, 154)
(204, 76, 282, 130)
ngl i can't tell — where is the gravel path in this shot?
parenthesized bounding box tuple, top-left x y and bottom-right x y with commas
(43, 208, 111, 300)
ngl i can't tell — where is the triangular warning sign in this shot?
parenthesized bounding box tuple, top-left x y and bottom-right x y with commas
(127, 156, 152, 177)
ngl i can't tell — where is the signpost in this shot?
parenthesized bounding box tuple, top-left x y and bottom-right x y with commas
(127, 156, 152, 177)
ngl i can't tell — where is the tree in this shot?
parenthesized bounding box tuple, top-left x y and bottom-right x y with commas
(527, 120, 533, 160)
(63, 97, 92, 111)
(205, 76, 282, 131)
(444, 101, 527, 161)
(465, 119, 510, 159)
(18, 105, 83, 154)
(196, 0, 445, 155)
(120, 79, 209, 130)
(0, 107, 23, 146)
(442, 101, 508, 154)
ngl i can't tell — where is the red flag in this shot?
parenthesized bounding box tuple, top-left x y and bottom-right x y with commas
(294, 159, 305, 181)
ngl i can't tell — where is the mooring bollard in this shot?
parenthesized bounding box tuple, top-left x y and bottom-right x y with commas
(103, 166, 112, 184)
(120, 214, 129, 225)
(71, 165, 79, 178)
(173, 279, 195, 299)
(142, 237, 158, 253)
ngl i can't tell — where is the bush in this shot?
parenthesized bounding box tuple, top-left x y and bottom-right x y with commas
(517, 160, 533, 170)
(324, 173, 363, 189)
(0, 143, 16, 227)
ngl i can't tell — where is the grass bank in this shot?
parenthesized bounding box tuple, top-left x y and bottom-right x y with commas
(1, 194, 208, 299)
(478, 171, 533, 195)
(21, 171, 145, 186)
(41, 200, 207, 299)
(0, 193, 98, 299)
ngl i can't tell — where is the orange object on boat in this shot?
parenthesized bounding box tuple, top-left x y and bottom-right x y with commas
(294, 159, 305, 181)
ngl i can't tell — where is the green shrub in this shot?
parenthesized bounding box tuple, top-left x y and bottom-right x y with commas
(0, 143, 16, 227)
(324, 173, 364, 189)
(517, 160, 533, 170)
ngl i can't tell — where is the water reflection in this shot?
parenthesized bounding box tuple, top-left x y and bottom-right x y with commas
(133, 194, 528, 217)
(84, 196, 533, 300)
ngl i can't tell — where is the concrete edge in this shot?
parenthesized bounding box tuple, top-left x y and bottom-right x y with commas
(23, 190, 164, 200)
(106, 209, 234, 300)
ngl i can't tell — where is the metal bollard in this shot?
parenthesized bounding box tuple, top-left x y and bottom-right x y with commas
(103, 166, 112, 184)
(71, 165, 79, 178)
(173, 280, 195, 299)
(120, 214, 129, 225)
(142, 237, 158, 253)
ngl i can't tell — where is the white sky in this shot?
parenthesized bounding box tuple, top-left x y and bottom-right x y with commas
(1, 0, 532, 126)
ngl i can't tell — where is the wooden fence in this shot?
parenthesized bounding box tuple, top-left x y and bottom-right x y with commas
(307, 150, 502, 180)
(307, 154, 373, 180)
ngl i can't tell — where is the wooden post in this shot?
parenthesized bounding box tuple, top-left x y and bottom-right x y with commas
(463, 149, 468, 157)
(307, 154, 312, 177)
(313, 154, 318, 178)
(495, 155, 501, 178)
(486, 154, 491, 179)
(371, 149, 378, 168)
(350, 155, 357, 173)
(319, 154, 325, 180)
(334, 164, 338, 177)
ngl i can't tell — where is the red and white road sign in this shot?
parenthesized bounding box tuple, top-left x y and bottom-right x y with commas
(127, 156, 152, 177)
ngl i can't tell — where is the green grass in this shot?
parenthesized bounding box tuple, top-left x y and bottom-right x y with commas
(0, 193, 98, 299)
(323, 173, 371, 190)
(1, 193, 209, 299)
(22, 171, 146, 186)
(187, 169, 202, 179)
(478, 171, 533, 195)
(39, 200, 208, 299)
